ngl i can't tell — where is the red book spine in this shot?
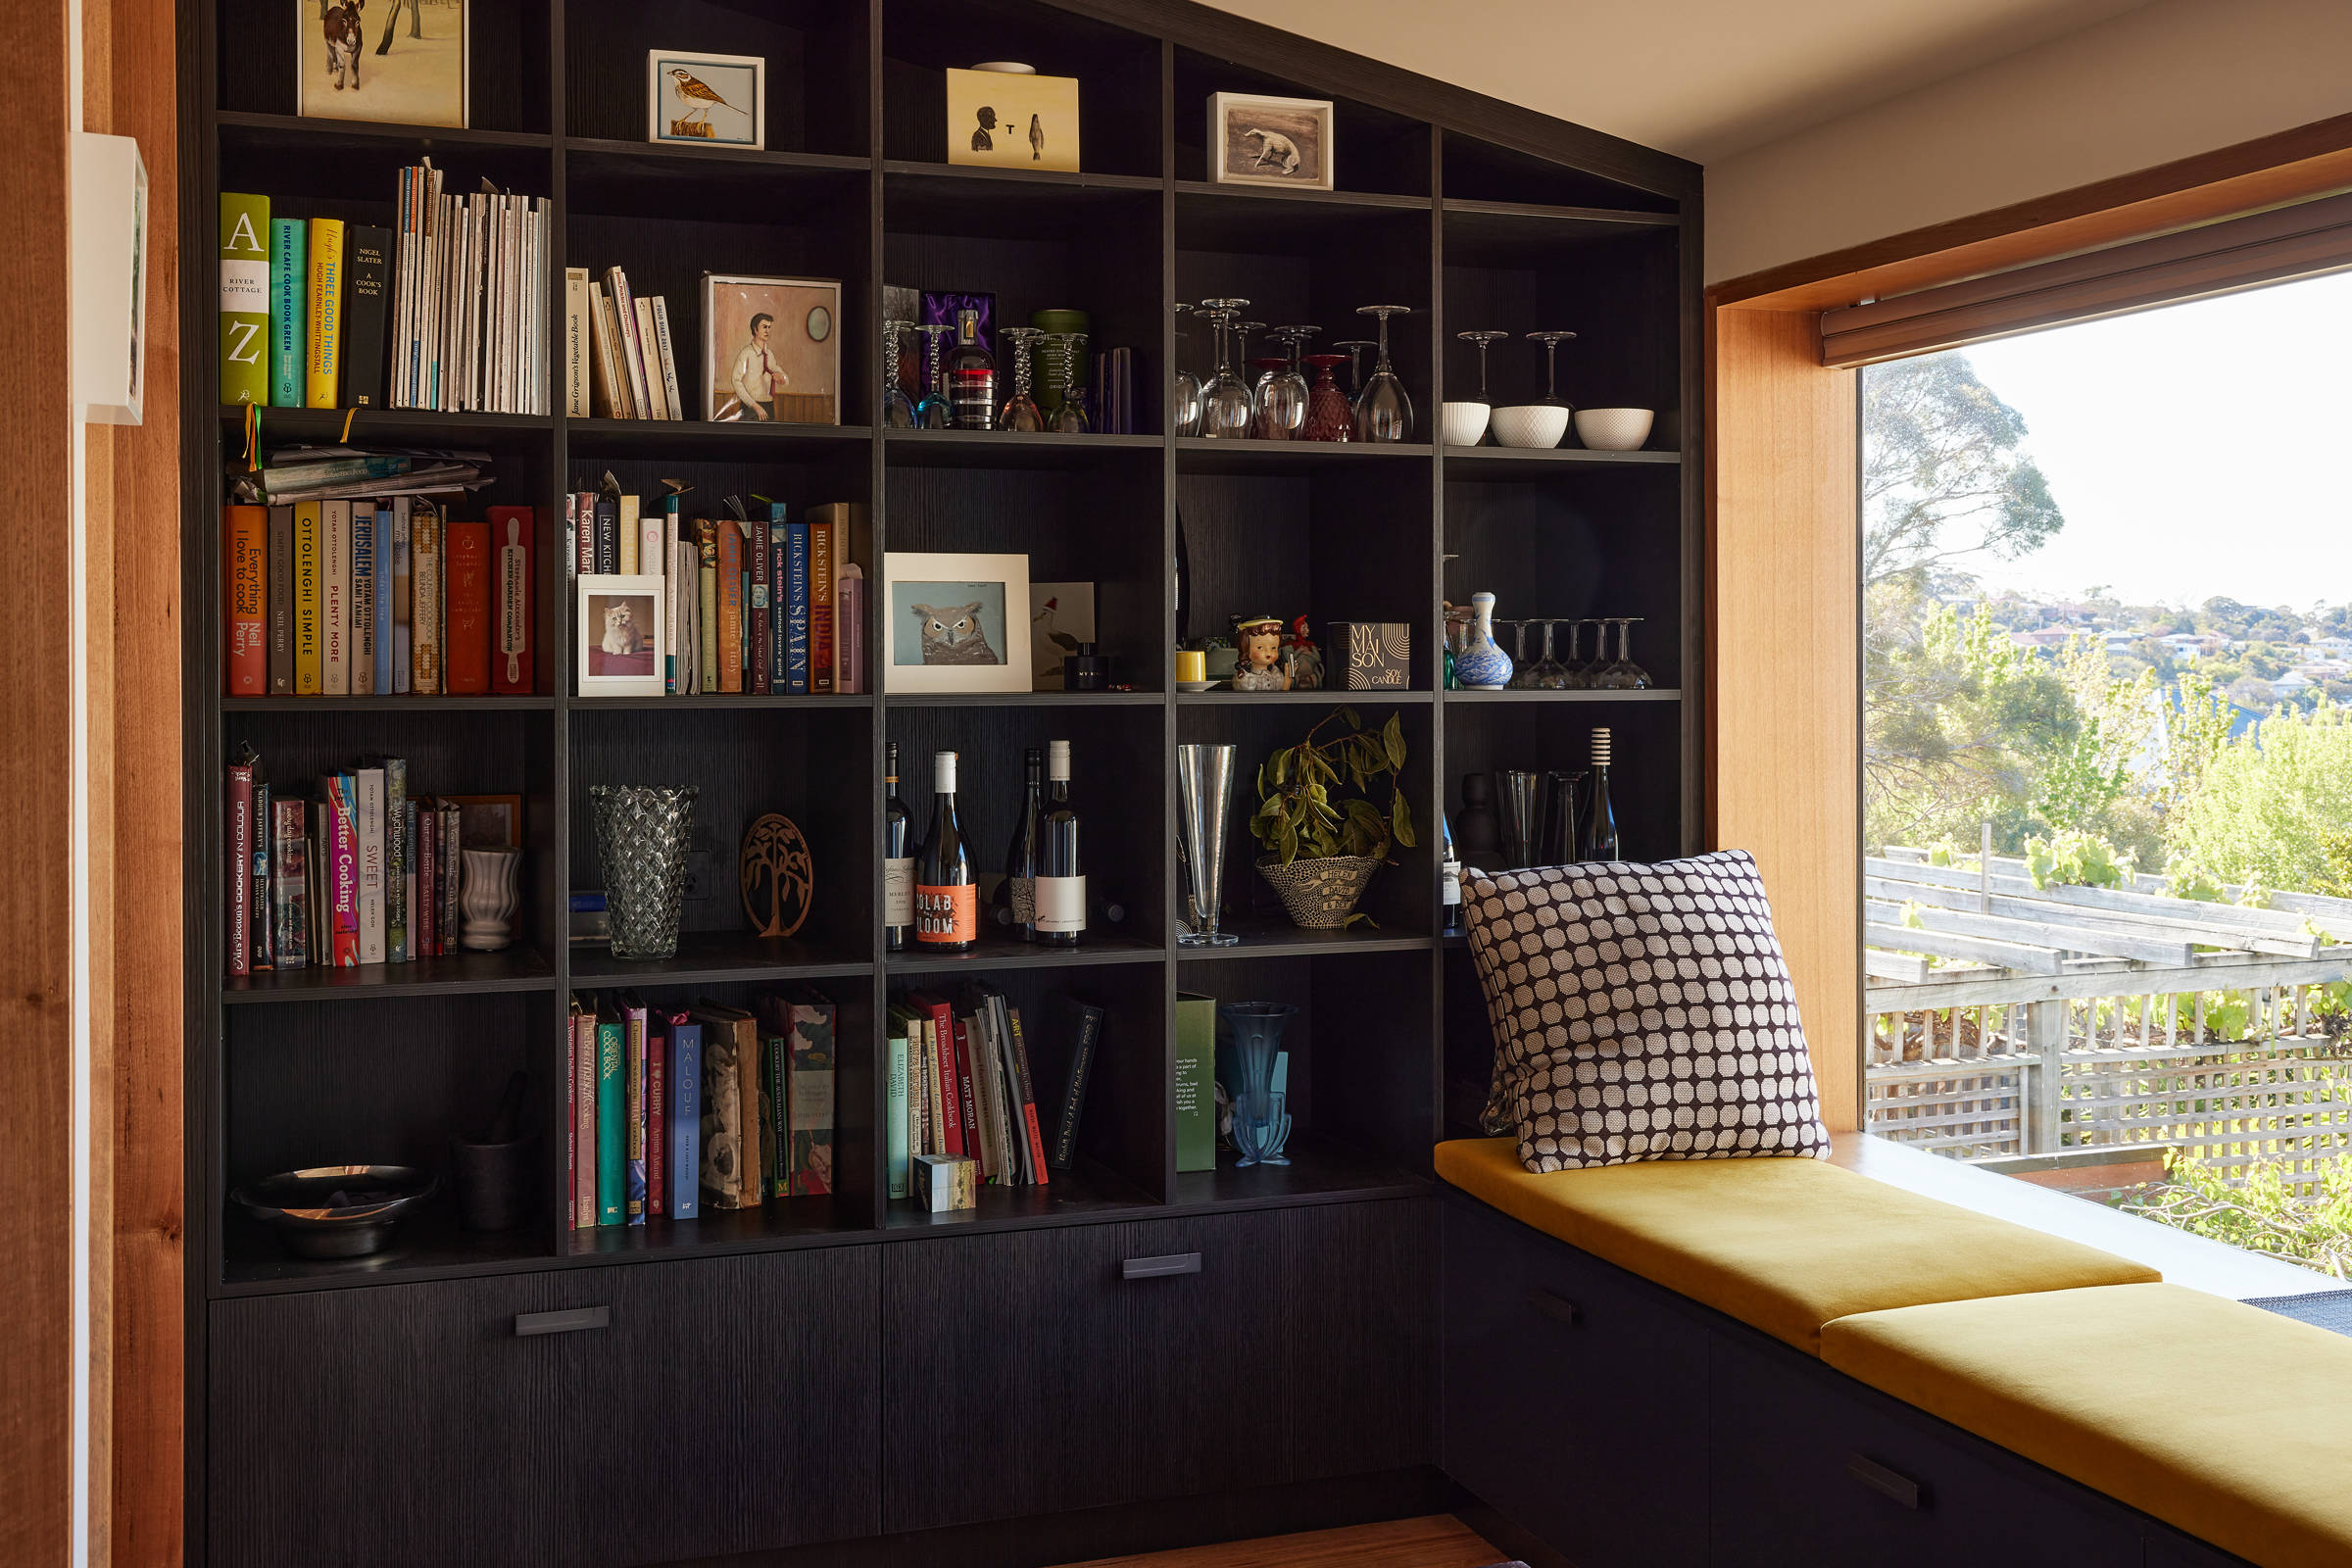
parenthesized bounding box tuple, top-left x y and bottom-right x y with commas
(416, 804, 436, 958)
(808, 521, 833, 695)
(324, 775, 358, 966)
(952, 1015, 980, 1157)
(487, 506, 533, 694)
(920, 998, 963, 1157)
(443, 520, 492, 693)
(1007, 1006, 1051, 1187)
(225, 763, 254, 976)
(648, 1028, 667, 1217)
(224, 506, 269, 696)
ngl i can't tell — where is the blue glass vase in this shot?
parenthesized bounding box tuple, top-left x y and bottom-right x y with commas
(1453, 592, 1513, 690)
(1217, 1002, 1298, 1167)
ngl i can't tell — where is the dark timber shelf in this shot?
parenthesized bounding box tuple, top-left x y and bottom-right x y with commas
(560, 1197, 877, 1264)
(882, 1156, 1159, 1234)
(220, 947, 559, 1004)
(1176, 688, 1432, 706)
(882, 428, 1162, 468)
(222, 695, 556, 713)
(567, 931, 872, 989)
(1168, 1137, 1427, 1212)
(1442, 445, 1681, 478)
(1443, 687, 1682, 704)
(222, 405, 555, 447)
(881, 689, 1163, 708)
(1175, 437, 1432, 475)
(564, 417, 873, 460)
(1178, 920, 1436, 959)
(214, 109, 554, 153)
(568, 692, 877, 710)
(884, 933, 1165, 975)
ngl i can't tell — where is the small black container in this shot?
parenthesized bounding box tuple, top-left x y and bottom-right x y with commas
(1064, 642, 1110, 690)
(451, 1137, 533, 1232)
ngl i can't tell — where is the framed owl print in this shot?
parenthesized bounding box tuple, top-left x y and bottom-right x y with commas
(647, 50, 764, 150)
(882, 553, 1031, 695)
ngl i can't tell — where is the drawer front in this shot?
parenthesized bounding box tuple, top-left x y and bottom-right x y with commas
(1441, 1194, 1708, 1568)
(1706, 1327, 2141, 1568)
(882, 1210, 1288, 1532)
(210, 1274, 568, 1568)
(1285, 1199, 1436, 1480)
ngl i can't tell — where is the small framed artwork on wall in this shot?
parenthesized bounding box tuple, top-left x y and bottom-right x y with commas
(301, 0, 468, 128)
(883, 553, 1032, 695)
(703, 273, 841, 424)
(647, 50, 763, 150)
(1206, 92, 1334, 191)
(577, 574, 666, 697)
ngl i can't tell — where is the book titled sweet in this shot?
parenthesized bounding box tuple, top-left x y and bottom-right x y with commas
(218, 193, 270, 406)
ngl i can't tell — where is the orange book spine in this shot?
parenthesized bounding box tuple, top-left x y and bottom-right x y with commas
(443, 521, 492, 694)
(224, 505, 269, 695)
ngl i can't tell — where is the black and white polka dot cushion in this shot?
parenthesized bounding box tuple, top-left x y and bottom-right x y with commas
(1462, 850, 1831, 1172)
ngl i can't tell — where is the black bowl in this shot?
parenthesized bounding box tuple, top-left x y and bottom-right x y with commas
(232, 1165, 439, 1259)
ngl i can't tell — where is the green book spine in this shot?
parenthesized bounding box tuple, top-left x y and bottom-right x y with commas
(218, 193, 270, 406)
(886, 1026, 910, 1200)
(596, 1012, 625, 1225)
(1175, 994, 1216, 1173)
(766, 1032, 791, 1198)
(268, 219, 306, 408)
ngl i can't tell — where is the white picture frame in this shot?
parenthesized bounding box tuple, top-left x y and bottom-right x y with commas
(702, 272, 842, 424)
(577, 573, 666, 697)
(883, 553, 1032, 695)
(1206, 91, 1334, 191)
(300, 0, 469, 130)
(647, 49, 764, 151)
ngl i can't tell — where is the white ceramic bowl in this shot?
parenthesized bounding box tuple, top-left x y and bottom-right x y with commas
(1441, 401, 1492, 447)
(1574, 407, 1655, 451)
(1490, 405, 1570, 450)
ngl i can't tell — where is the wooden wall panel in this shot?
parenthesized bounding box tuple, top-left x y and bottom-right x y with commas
(1706, 307, 1860, 1130)
(0, 0, 78, 1561)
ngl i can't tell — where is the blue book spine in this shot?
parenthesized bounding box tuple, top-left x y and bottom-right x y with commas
(269, 219, 306, 407)
(668, 1019, 701, 1220)
(372, 505, 393, 695)
(769, 525, 788, 687)
(785, 522, 810, 694)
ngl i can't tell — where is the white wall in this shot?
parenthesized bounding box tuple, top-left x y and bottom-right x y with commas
(1705, 0, 2352, 284)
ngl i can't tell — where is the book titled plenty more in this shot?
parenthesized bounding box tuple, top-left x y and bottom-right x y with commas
(222, 498, 532, 697)
(565, 988, 837, 1227)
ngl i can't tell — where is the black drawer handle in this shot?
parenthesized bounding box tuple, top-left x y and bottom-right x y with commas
(1847, 1452, 1923, 1510)
(1528, 1289, 1583, 1329)
(1121, 1251, 1201, 1280)
(514, 1305, 610, 1337)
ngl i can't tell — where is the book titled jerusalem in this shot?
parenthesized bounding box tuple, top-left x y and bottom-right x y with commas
(218, 193, 270, 406)
(350, 502, 376, 695)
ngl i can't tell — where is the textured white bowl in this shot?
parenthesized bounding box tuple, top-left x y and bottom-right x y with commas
(1490, 405, 1570, 450)
(1441, 401, 1492, 447)
(1574, 407, 1655, 451)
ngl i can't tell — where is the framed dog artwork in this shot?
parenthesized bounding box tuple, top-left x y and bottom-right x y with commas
(577, 574, 666, 697)
(1206, 92, 1334, 191)
(300, 0, 468, 129)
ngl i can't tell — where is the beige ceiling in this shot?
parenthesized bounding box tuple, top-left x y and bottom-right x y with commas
(1194, 0, 2154, 163)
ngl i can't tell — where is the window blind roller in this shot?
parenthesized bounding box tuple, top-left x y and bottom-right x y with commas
(1818, 188, 2352, 368)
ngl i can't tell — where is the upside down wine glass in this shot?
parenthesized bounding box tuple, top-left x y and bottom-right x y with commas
(1528, 330, 1578, 411)
(1332, 339, 1376, 402)
(1591, 617, 1652, 690)
(912, 322, 954, 429)
(1048, 330, 1091, 433)
(881, 318, 917, 428)
(1199, 299, 1254, 439)
(1353, 305, 1413, 442)
(1171, 305, 1204, 437)
(998, 326, 1046, 432)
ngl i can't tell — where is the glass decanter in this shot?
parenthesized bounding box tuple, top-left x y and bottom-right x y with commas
(912, 321, 954, 429)
(881, 318, 917, 428)
(998, 326, 1046, 431)
(1198, 299, 1255, 439)
(1352, 305, 1414, 442)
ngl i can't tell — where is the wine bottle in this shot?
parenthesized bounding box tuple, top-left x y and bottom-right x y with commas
(1581, 728, 1620, 863)
(947, 307, 997, 430)
(1441, 811, 1464, 935)
(883, 741, 914, 952)
(916, 750, 976, 952)
(1035, 739, 1084, 948)
(1002, 746, 1044, 942)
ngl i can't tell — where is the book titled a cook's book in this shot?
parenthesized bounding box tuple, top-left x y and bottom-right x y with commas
(223, 506, 268, 696)
(218, 193, 270, 407)
(340, 224, 392, 408)
(487, 506, 533, 694)
(442, 519, 492, 694)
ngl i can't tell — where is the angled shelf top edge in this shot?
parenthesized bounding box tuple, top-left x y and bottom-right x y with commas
(881, 159, 1163, 193)
(214, 109, 554, 151)
(564, 136, 870, 174)
(1441, 195, 1682, 227)
(1173, 179, 1434, 214)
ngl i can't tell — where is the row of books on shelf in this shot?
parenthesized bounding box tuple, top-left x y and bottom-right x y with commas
(218, 165, 551, 416)
(224, 751, 485, 976)
(223, 498, 533, 697)
(886, 989, 1102, 1200)
(570, 490, 866, 696)
(572, 267, 683, 421)
(566, 990, 836, 1226)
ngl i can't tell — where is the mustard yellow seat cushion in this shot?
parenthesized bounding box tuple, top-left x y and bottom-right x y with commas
(1435, 1136, 2158, 1354)
(1822, 1282, 2352, 1568)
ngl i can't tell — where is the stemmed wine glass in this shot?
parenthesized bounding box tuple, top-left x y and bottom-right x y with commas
(1046, 331, 1091, 433)
(1590, 617, 1651, 689)
(1254, 326, 1314, 439)
(1553, 617, 1591, 690)
(1332, 339, 1376, 402)
(1198, 299, 1255, 439)
(1171, 305, 1203, 437)
(881, 318, 917, 428)
(1528, 330, 1579, 410)
(998, 326, 1046, 432)
(1352, 305, 1414, 442)
(912, 322, 955, 429)
(1574, 618, 1610, 684)
(1505, 620, 1540, 690)
(1529, 621, 1570, 689)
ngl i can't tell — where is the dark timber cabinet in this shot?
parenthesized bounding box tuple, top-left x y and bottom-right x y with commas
(180, 1, 1701, 1562)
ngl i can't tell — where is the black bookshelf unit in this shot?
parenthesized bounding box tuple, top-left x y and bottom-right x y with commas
(182, 3, 1699, 1562)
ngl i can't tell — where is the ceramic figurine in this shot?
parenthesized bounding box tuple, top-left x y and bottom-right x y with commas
(1453, 592, 1513, 690)
(1231, 616, 1292, 691)
(1283, 615, 1324, 690)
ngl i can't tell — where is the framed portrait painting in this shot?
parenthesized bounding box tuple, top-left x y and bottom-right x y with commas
(882, 553, 1032, 695)
(577, 573, 666, 697)
(300, 0, 468, 129)
(647, 49, 763, 150)
(1206, 92, 1334, 192)
(702, 273, 841, 424)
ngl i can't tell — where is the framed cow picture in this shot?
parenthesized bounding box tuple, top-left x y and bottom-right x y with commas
(299, 0, 468, 129)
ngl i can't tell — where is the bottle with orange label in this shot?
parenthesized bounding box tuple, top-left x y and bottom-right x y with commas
(915, 749, 977, 952)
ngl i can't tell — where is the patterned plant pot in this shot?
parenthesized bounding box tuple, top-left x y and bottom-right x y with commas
(1256, 854, 1381, 929)
(589, 784, 700, 959)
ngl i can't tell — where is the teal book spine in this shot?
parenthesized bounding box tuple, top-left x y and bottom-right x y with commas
(268, 218, 307, 408)
(596, 1011, 625, 1225)
(886, 1026, 910, 1200)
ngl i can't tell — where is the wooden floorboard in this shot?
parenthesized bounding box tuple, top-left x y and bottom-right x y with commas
(1055, 1514, 1506, 1568)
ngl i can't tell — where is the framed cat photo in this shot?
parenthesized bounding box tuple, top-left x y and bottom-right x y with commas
(882, 552, 1031, 695)
(577, 574, 666, 698)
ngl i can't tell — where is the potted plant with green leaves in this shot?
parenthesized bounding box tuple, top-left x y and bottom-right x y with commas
(1249, 707, 1415, 928)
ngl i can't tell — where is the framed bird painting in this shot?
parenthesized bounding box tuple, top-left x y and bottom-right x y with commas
(647, 50, 764, 151)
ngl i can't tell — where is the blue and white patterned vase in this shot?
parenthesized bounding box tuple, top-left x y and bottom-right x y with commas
(1453, 592, 1513, 690)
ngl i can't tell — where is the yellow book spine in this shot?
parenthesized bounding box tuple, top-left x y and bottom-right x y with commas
(294, 501, 323, 695)
(305, 218, 345, 409)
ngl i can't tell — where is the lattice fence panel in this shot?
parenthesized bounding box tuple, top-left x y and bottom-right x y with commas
(1864, 1067, 2025, 1159)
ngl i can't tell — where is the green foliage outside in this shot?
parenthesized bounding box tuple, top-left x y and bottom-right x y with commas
(2116, 1147, 2352, 1279)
